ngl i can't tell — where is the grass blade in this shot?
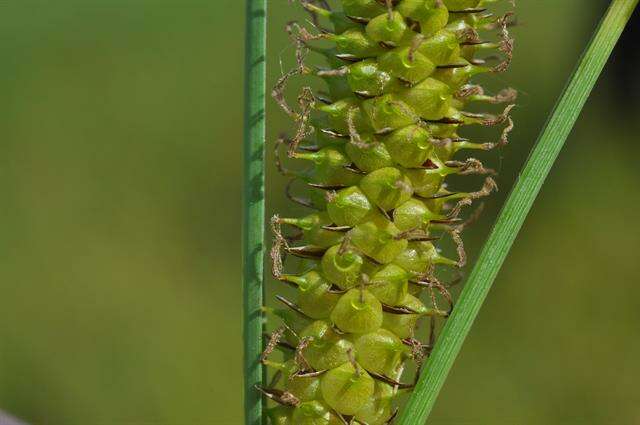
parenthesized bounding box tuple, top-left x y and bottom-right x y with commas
(397, 1, 639, 423)
(243, 0, 267, 424)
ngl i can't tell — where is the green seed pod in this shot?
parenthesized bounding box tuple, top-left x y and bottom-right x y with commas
(331, 288, 383, 334)
(349, 214, 408, 264)
(443, 0, 481, 9)
(326, 186, 374, 227)
(309, 186, 328, 210)
(366, 11, 409, 44)
(344, 135, 395, 173)
(368, 264, 409, 305)
(283, 360, 322, 402)
(393, 198, 443, 231)
(316, 70, 354, 103)
(354, 382, 395, 425)
(404, 168, 444, 198)
(292, 401, 343, 425)
(418, 6, 449, 37)
(382, 124, 433, 168)
(317, 98, 369, 134)
(342, 0, 386, 18)
(396, 0, 430, 17)
(266, 307, 312, 347)
(331, 28, 385, 58)
(378, 47, 436, 84)
(347, 59, 395, 97)
(281, 213, 344, 248)
(396, 77, 452, 120)
(320, 362, 375, 416)
(382, 293, 428, 338)
(283, 271, 341, 319)
(361, 94, 417, 132)
(359, 167, 413, 211)
(267, 406, 292, 425)
(354, 329, 405, 375)
(321, 244, 364, 289)
(300, 320, 355, 371)
(303, 5, 361, 34)
(396, 1, 449, 36)
(296, 147, 362, 187)
(433, 62, 487, 90)
(392, 241, 439, 275)
(417, 29, 461, 65)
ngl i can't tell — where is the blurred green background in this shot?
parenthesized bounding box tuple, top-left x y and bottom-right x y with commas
(0, 1, 638, 424)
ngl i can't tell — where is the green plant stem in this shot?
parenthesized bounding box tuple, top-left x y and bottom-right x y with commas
(243, 0, 266, 424)
(397, 1, 638, 423)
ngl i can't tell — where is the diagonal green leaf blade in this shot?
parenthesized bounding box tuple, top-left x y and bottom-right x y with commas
(243, 0, 267, 424)
(397, 1, 639, 424)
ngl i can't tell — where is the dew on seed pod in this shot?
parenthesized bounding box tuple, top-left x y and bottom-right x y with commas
(360, 167, 414, 211)
(300, 320, 355, 370)
(361, 94, 418, 132)
(354, 382, 396, 425)
(326, 186, 374, 227)
(344, 134, 395, 173)
(354, 328, 406, 375)
(368, 264, 409, 306)
(350, 214, 408, 264)
(321, 244, 365, 290)
(382, 124, 434, 169)
(331, 288, 383, 334)
(366, 11, 409, 44)
(320, 362, 375, 416)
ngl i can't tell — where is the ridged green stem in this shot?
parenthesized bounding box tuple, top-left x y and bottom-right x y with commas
(397, 1, 639, 423)
(243, 0, 266, 424)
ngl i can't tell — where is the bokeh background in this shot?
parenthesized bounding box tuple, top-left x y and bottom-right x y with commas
(1, 1, 638, 424)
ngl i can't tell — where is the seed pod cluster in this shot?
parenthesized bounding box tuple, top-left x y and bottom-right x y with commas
(263, 0, 515, 423)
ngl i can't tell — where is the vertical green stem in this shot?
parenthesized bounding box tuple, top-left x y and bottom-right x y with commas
(397, 0, 638, 424)
(243, 0, 266, 424)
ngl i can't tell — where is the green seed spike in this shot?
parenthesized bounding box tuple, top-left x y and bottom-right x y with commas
(265, 0, 515, 422)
